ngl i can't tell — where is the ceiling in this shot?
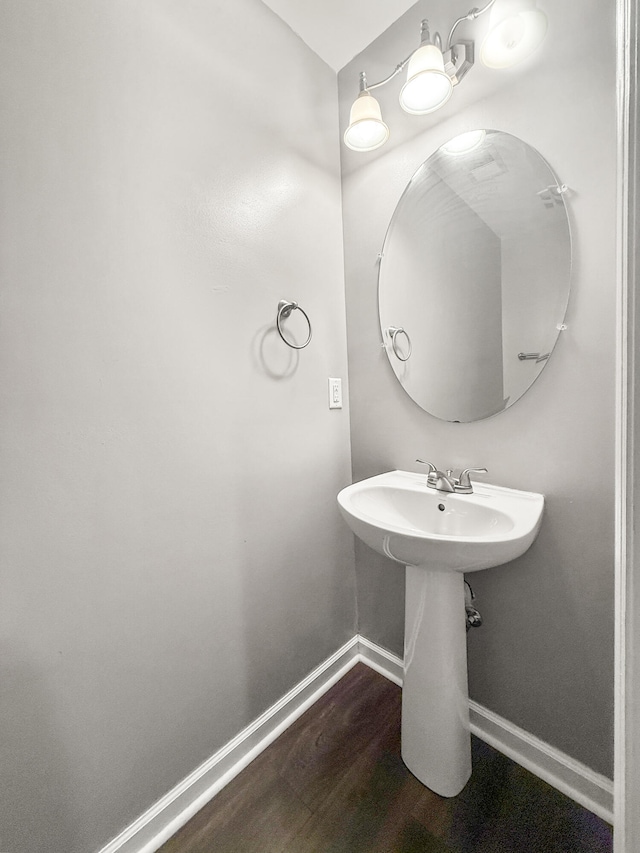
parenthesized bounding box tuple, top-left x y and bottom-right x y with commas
(260, 0, 417, 71)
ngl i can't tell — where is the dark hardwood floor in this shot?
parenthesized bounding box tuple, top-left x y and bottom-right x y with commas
(158, 663, 613, 853)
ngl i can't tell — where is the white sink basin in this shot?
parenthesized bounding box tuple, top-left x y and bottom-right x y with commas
(337, 469, 544, 572)
(337, 468, 545, 797)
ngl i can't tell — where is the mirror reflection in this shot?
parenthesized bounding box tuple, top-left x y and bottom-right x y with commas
(378, 130, 571, 422)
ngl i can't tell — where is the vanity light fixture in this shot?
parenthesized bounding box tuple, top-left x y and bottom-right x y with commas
(480, 0, 548, 68)
(343, 0, 547, 153)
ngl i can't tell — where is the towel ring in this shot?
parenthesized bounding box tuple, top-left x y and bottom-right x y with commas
(387, 326, 412, 362)
(277, 300, 312, 349)
(518, 351, 550, 363)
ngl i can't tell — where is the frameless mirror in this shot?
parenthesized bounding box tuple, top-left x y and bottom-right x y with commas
(378, 129, 571, 422)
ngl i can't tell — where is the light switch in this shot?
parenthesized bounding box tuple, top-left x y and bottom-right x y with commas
(329, 378, 342, 409)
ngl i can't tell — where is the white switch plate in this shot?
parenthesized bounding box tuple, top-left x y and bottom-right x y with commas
(328, 378, 342, 409)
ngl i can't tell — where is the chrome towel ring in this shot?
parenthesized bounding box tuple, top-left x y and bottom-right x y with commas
(277, 300, 312, 349)
(518, 351, 550, 363)
(386, 326, 412, 362)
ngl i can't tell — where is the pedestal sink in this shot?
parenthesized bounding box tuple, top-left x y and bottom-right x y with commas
(337, 470, 544, 797)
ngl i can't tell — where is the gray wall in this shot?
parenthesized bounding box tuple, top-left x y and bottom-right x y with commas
(339, 0, 616, 778)
(0, 2, 355, 852)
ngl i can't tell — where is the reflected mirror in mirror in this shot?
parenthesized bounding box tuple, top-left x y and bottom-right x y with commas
(378, 129, 571, 422)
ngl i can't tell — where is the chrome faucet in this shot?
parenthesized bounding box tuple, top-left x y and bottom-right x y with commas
(416, 460, 456, 492)
(456, 467, 488, 494)
(416, 460, 487, 494)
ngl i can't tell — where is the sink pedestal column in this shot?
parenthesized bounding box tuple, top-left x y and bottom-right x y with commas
(402, 565, 472, 797)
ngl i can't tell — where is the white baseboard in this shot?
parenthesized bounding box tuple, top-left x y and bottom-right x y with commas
(356, 634, 404, 685)
(98, 636, 362, 853)
(468, 700, 614, 824)
(98, 634, 613, 853)
(353, 640, 613, 824)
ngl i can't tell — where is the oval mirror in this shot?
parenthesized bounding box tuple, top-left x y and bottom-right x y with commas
(378, 129, 571, 422)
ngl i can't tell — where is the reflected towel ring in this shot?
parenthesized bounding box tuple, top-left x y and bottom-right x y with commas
(518, 351, 550, 363)
(387, 326, 412, 362)
(276, 300, 312, 349)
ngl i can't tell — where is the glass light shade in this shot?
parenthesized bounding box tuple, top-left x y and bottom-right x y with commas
(399, 44, 453, 115)
(343, 91, 389, 152)
(480, 0, 548, 69)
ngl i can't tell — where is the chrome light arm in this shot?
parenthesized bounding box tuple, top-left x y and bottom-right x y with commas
(360, 21, 434, 92)
(358, 9, 486, 95)
(446, 0, 497, 49)
(358, 62, 410, 94)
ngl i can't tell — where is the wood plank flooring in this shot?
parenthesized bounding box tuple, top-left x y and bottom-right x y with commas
(158, 663, 613, 853)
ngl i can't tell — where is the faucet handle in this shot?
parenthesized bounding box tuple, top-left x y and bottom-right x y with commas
(458, 467, 488, 490)
(416, 459, 437, 474)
